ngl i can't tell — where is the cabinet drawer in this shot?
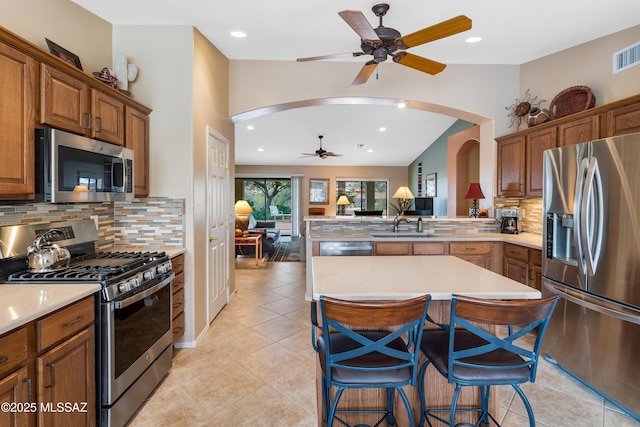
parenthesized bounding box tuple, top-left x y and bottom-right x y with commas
(173, 288, 185, 319)
(449, 242, 492, 255)
(504, 243, 529, 261)
(36, 296, 94, 352)
(172, 311, 185, 344)
(171, 254, 184, 275)
(172, 271, 184, 293)
(412, 242, 446, 255)
(374, 242, 410, 255)
(530, 249, 542, 267)
(0, 327, 28, 378)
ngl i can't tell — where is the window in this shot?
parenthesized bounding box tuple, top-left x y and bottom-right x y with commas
(335, 180, 388, 215)
(235, 178, 291, 220)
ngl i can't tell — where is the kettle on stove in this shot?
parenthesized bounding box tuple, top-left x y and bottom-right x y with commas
(26, 229, 71, 272)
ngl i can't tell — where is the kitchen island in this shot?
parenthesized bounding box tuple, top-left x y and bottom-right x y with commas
(311, 255, 540, 426)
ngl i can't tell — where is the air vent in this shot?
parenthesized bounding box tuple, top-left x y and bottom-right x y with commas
(613, 41, 640, 74)
(355, 143, 367, 149)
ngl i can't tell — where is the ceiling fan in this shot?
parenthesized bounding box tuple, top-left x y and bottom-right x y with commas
(296, 3, 471, 85)
(301, 135, 343, 159)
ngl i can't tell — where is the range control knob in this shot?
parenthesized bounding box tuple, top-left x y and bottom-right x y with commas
(143, 271, 154, 280)
(156, 265, 166, 274)
(131, 278, 140, 288)
(118, 282, 130, 293)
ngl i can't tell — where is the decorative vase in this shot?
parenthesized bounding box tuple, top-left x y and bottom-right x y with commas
(527, 107, 551, 127)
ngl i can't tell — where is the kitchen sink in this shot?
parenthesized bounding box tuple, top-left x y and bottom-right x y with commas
(370, 232, 435, 238)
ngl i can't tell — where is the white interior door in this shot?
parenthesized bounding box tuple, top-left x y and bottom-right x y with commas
(206, 127, 229, 323)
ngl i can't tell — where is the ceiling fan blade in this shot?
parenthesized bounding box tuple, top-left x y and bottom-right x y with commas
(393, 52, 446, 75)
(338, 10, 381, 44)
(297, 52, 365, 62)
(351, 62, 377, 86)
(395, 15, 472, 49)
(326, 153, 343, 157)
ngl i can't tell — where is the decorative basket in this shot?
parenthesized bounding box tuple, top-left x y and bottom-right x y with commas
(549, 86, 595, 119)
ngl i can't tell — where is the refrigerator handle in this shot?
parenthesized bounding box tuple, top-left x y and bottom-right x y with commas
(574, 157, 589, 275)
(581, 157, 604, 276)
(544, 280, 640, 326)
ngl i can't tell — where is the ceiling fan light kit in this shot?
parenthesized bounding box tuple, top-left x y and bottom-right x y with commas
(301, 135, 343, 159)
(297, 3, 472, 85)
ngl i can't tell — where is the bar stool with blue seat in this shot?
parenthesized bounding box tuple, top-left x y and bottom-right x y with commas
(312, 294, 431, 427)
(417, 294, 559, 427)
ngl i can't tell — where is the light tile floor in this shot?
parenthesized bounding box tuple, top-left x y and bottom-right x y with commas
(129, 258, 640, 427)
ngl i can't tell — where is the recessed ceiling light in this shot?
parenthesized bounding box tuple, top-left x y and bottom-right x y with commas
(230, 31, 247, 38)
(367, 149, 374, 153)
(257, 148, 264, 152)
(397, 101, 407, 109)
(246, 125, 254, 130)
(378, 127, 386, 132)
(465, 36, 482, 43)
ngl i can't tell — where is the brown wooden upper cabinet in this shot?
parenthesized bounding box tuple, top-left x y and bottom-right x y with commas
(497, 135, 526, 198)
(126, 106, 150, 198)
(41, 64, 125, 146)
(91, 88, 125, 145)
(0, 40, 36, 199)
(497, 127, 556, 198)
(607, 102, 640, 136)
(41, 63, 90, 136)
(558, 115, 599, 146)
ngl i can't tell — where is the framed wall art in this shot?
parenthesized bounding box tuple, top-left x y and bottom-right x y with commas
(309, 179, 329, 204)
(425, 173, 437, 197)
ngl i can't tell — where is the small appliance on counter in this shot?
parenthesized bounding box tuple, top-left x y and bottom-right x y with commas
(496, 207, 523, 234)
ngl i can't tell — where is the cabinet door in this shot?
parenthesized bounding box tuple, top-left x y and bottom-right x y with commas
(558, 116, 599, 146)
(526, 127, 556, 197)
(126, 106, 150, 197)
(529, 249, 542, 291)
(37, 326, 95, 427)
(456, 255, 491, 270)
(504, 257, 529, 285)
(497, 136, 525, 197)
(0, 42, 36, 199)
(0, 366, 31, 427)
(91, 89, 124, 146)
(374, 242, 411, 255)
(607, 103, 640, 136)
(40, 64, 89, 135)
(412, 242, 446, 255)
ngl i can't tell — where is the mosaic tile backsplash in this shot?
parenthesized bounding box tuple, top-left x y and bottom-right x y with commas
(0, 198, 184, 252)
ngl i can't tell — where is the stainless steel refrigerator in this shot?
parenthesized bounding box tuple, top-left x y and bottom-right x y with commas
(542, 132, 640, 421)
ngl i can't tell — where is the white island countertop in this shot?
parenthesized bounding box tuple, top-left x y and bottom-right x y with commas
(312, 256, 540, 301)
(0, 284, 101, 335)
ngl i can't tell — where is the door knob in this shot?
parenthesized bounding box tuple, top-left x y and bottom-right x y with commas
(209, 236, 217, 241)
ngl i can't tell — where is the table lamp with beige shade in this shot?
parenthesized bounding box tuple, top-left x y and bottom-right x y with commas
(336, 195, 350, 216)
(234, 200, 253, 235)
(392, 186, 414, 214)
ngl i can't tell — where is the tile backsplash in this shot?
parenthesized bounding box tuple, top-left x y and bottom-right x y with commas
(0, 198, 184, 252)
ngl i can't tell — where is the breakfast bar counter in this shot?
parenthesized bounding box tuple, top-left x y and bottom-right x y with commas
(311, 255, 540, 426)
(312, 255, 540, 301)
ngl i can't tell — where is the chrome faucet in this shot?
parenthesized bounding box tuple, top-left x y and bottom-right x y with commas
(393, 214, 410, 232)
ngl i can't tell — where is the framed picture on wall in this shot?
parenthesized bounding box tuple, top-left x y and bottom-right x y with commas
(309, 179, 329, 204)
(425, 173, 437, 197)
(45, 38, 83, 70)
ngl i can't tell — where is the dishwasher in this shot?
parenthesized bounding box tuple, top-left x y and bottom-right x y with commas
(319, 241, 373, 256)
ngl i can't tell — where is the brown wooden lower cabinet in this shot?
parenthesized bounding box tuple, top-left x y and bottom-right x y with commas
(503, 243, 542, 290)
(0, 295, 96, 427)
(171, 254, 185, 345)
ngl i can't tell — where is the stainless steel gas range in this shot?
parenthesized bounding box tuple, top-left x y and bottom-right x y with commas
(0, 219, 174, 427)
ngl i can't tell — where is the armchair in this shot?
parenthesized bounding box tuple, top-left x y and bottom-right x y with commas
(269, 205, 291, 222)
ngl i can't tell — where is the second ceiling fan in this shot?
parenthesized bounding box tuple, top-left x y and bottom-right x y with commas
(297, 3, 472, 85)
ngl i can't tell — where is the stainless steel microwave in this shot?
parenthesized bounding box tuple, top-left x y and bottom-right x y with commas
(35, 128, 134, 203)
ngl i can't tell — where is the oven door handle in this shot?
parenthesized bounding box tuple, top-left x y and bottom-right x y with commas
(113, 273, 174, 309)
